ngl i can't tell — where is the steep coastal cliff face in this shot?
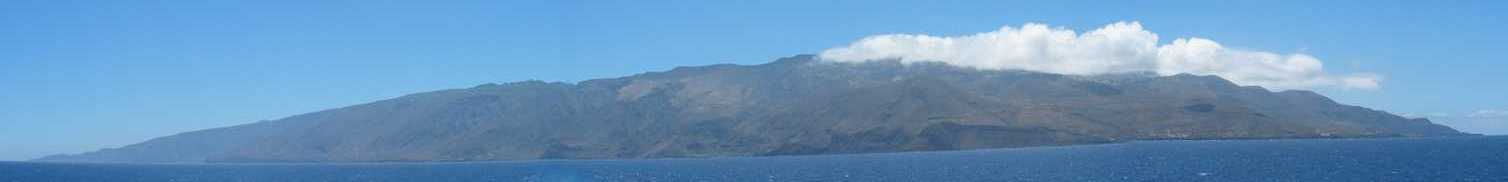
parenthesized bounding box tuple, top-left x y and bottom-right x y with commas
(37, 55, 1467, 163)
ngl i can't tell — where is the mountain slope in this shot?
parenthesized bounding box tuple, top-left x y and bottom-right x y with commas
(36, 55, 1468, 163)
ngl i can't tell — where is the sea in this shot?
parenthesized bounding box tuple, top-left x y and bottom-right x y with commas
(2, 136, 1504, 182)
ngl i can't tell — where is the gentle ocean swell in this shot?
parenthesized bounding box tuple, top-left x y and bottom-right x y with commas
(2, 136, 1505, 182)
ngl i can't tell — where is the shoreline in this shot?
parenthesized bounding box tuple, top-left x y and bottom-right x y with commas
(14, 135, 1497, 165)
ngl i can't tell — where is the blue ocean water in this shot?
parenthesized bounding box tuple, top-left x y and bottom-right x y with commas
(2, 136, 1505, 182)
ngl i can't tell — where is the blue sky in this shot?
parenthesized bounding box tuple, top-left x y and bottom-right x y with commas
(1, 0, 1505, 161)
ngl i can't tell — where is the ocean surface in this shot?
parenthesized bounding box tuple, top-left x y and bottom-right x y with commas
(2, 136, 1505, 182)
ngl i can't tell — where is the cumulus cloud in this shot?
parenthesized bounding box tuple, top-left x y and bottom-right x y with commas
(819, 21, 1381, 91)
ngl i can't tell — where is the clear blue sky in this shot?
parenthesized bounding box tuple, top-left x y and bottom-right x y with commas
(2, 0, 1505, 161)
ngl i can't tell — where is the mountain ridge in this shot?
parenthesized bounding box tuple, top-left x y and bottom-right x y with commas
(36, 55, 1470, 163)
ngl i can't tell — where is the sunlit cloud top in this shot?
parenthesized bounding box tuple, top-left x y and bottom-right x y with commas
(820, 21, 1380, 91)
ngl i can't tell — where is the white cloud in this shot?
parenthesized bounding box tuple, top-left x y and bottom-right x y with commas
(1469, 109, 1508, 118)
(1339, 73, 1382, 90)
(1401, 112, 1453, 119)
(819, 21, 1382, 91)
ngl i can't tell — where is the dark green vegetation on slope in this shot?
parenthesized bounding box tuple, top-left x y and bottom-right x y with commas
(36, 55, 1467, 163)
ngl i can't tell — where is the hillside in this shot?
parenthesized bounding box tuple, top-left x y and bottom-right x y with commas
(36, 55, 1467, 163)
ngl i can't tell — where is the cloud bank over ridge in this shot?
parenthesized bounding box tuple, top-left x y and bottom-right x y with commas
(819, 22, 1380, 91)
